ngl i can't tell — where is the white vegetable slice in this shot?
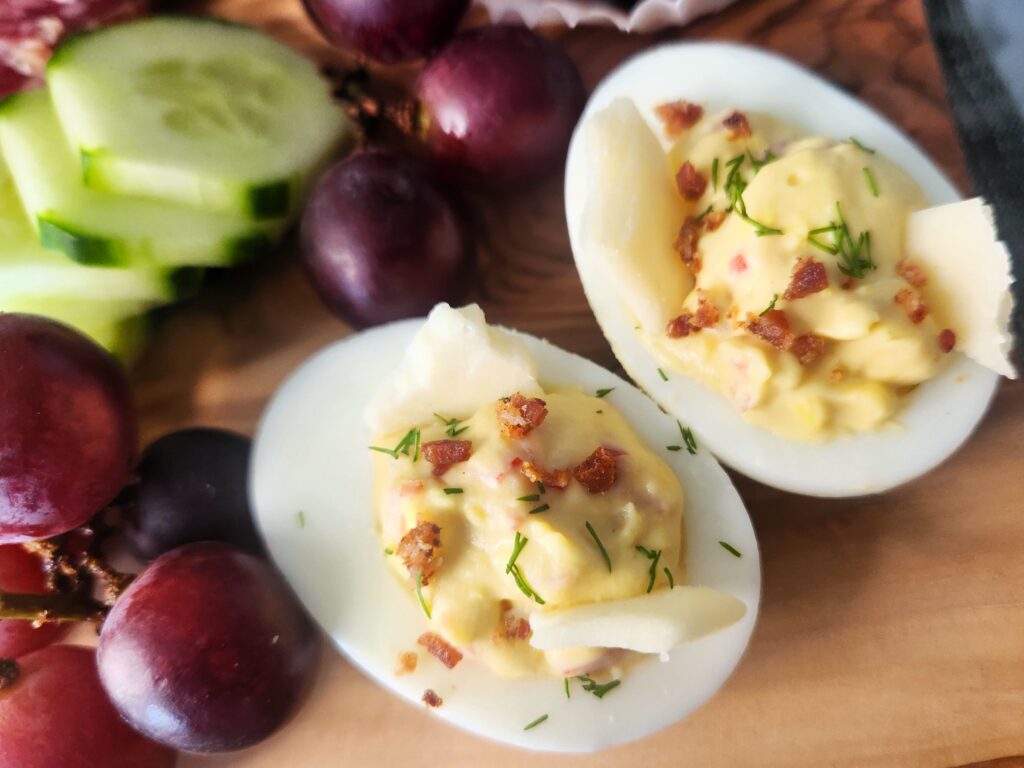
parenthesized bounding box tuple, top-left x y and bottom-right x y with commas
(364, 303, 541, 433)
(529, 586, 747, 654)
(906, 198, 1017, 379)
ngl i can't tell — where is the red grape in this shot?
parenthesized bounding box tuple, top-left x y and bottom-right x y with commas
(98, 542, 320, 753)
(0, 315, 137, 544)
(124, 428, 262, 559)
(416, 25, 586, 188)
(0, 545, 70, 658)
(302, 0, 469, 63)
(0, 645, 176, 768)
(300, 150, 475, 327)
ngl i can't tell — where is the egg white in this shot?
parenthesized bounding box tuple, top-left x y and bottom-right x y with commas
(564, 42, 1000, 497)
(250, 319, 760, 753)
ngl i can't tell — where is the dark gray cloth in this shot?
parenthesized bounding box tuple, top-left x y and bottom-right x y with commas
(924, 0, 1023, 357)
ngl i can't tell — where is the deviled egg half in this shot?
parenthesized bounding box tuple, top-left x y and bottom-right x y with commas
(251, 303, 759, 752)
(566, 42, 1017, 497)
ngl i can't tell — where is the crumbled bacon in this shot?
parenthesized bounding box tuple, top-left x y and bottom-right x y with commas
(746, 309, 795, 350)
(573, 447, 620, 494)
(496, 393, 548, 439)
(418, 632, 463, 669)
(512, 457, 571, 489)
(938, 329, 956, 353)
(675, 161, 707, 201)
(396, 521, 442, 585)
(894, 288, 928, 324)
(666, 313, 696, 339)
(784, 258, 828, 300)
(840, 278, 857, 291)
(396, 652, 417, 676)
(792, 334, 827, 365)
(674, 218, 701, 268)
(723, 110, 752, 139)
(666, 293, 718, 339)
(499, 601, 532, 641)
(896, 259, 928, 288)
(704, 210, 728, 231)
(654, 100, 703, 137)
(422, 689, 443, 708)
(421, 439, 472, 476)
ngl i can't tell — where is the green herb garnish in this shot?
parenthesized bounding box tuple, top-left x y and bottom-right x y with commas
(443, 487, 463, 495)
(517, 494, 541, 502)
(585, 521, 612, 573)
(846, 136, 876, 154)
(564, 678, 571, 699)
(576, 674, 621, 699)
(664, 566, 675, 589)
(693, 204, 714, 222)
(667, 445, 682, 452)
(434, 413, 469, 438)
(747, 147, 777, 173)
(759, 293, 779, 317)
(635, 545, 663, 593)
(507, 532, 545, 604)
(529, 504, 550, 515)
(523, 714, 549, 731)
(719, 540, 742, 558)
(711, 157, 719, 191)
(723, 152, 782, 236)
(678, 422, 698, 455)
(595, 387, 615, 398)
(537, 482, 546, 494)
(808, 202, 875, 278)
(296, 511, 306, 528)
(863, 166, 879, 197)
(369, 426, 422, 461)
(415, 572, 432, 618)
(384, 547, 394, 555)
(657, 367, 669, 381)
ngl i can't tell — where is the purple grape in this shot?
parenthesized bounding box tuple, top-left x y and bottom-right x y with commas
(302, 0, 469, 63)
(123, 428, 262, 560)
(416, 25, 586, 188)
(97, 542, 319, 753)
(0, 314, 137, 544)
(300, 150, 475, 327)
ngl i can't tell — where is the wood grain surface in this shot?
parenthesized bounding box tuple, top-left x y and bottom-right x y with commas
(147, 0, 1024, 766)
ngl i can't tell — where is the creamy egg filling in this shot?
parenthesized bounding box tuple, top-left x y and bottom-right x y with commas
(607, 102, 960, 442)
(373, 390, 685, 678)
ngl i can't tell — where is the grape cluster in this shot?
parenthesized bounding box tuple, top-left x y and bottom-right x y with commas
(0, 314, 318, 764)
(300, 3, 585, 327)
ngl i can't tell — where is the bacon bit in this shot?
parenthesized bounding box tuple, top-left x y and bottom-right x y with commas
(746, 309, 795, 350)
(654, 100, 703, 137)
(675, 161, 708, 201)
(792, 334, 827, 365)
(418, 632, 463, 669)
(894, 288, 928, 324)
(666, 312, 696, 339)
(939, 329, 957, 353)
(723, 110, 752, 139)
(496, 393, 548, 439)
(396, 522, 442, 586)
(399, 480, 424, 497)
(512, 457, 571, 489)
(421, 439, 472, 476)
(729, 253, 748, 274)
(573, 447, 619, 494)
(396, 652, 418, 676)
(896, 259, 928, 288)
(667, 293, 719, 339)
(784, 258, 829, 300)
(498, 601, 532, 641)
(841, 278, 857, 291)
(674, 218, 701, 268)
(830, 366, 847, 383)
(704, 210, 728, 231)
(422, 689, 443, 708)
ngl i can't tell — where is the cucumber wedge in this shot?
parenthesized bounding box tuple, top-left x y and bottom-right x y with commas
(48, 16, 350, 220)
(0, 90, 275, 268)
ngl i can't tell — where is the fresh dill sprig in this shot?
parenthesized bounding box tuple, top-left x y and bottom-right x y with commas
(576, 674, 622, 699)
(523, 714, 549, 731)
(595, 387, 615, 398)
(863, 166, 879, 197)
(723, 153, 782, 236)
(585, 522, 612, 573)
(434, 413, 469, 437)
(846, 136, 876, 154)
(719, 540, 742, 558)
(759, 293, 779, 317)
(415, 572, 432, 618)
(807, 202, 875, 278)
(635, 545, 662, 593)
(678, 421, 698, 455)
(507, 532, 545, 604)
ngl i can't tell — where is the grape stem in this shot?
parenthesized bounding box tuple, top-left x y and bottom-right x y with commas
(0, 588, 106, 624)
(325, 66, 419, 140)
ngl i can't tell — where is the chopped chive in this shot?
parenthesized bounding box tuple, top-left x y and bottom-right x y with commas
(537, 482, 546, 494)
(658, 404, 668, 414)
(523, 714, 549, 731)
(808, 223, 838, 235)
(517, 494, 541, 502)
(595, 387, 615, 398)
(678, 422, 698, 455)
(719, 540, 742, 558)
(368, 445, 399, 458)
(371, 426, 423, 461)
(694, 204, 714, 222)
(434, 413, 469, 438)
(759, 293, 779, 317)
(667, 445, 683, 452)
(585, 521, 612, 573)
(415, 572, 432, 619)
(412, 428, 421, 462)
(576, 674, 621, 699)
(846, 136, 876, 154)
(664, 566, 675, 589)
(595, 410, 604, 414)
(657, 367, 668, 381)
(711, 157, 719, 191)
(564, 678, 571, 699)
(507, 532, 528, 574)
(635, 545, 662, 593)
(529, 504, 550, 515)
(507, 532, 545, 604)
(296, 511, 306, 528)
(384, 547, 394, 555)
(807, 236, 839, 256)
(443, 487, 464, 495)
(863, 166, 879, 196)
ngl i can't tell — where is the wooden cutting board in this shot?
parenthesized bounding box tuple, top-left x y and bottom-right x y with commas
(147, 0, 1024, 765)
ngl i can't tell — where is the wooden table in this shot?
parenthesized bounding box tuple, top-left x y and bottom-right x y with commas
(154, 0, 1024, 765)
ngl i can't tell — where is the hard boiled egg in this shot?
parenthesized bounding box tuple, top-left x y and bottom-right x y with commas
(565, 42, 1009, 497)
(250, 304, 759, 752)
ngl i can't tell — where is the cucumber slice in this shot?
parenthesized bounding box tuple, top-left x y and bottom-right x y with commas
(48, 16, 350, 220)
(0, 90, 276, 268)
(0, 155, 197, 308)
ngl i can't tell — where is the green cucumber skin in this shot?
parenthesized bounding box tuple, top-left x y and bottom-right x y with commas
(247, 180, 292, 220)
(37, 216, 123, 266)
